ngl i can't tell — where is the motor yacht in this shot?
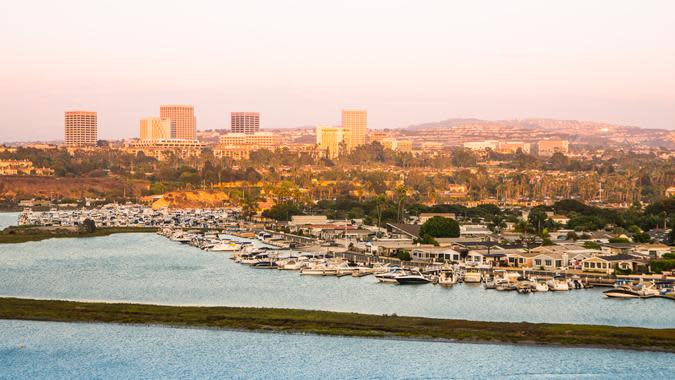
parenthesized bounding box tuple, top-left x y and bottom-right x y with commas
(374, 268, 406, 283)
(251, 260, 279, 269)
(300, 263, 337, 276)
(547, 276, 570, 291)
(531, 278, 549, 292)
(208, 242, 241, 252)
(279, 258, 307, 270)
(463, 270, 482, 283)
(495, 278, 517, 291)
(395, 271, 431, 285)
(516, 278, 533, 294)
(438, 272, 456, 287)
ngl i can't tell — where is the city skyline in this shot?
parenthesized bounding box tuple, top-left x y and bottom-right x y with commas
(1, 1, 674, 141)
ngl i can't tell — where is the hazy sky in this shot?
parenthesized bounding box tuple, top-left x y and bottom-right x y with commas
(1, 0, 674, 141)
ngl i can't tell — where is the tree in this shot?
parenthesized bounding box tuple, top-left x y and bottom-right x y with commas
(394, 186, 408, 223)
(527, 208, 549, 234)
(261, 202, 303, 221)
(415, 234, 439, 246)
(80, 218, 96, 233)
(395, 250, 412, 261)
(419, 216, 460, 238)
(631, 232, 651, 243)
(583, 241, 601, 250)
(241, 189, 260, 220)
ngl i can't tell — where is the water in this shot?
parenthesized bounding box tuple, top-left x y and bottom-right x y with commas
(0, 233, 673, 328)
(0, 319, 673, 379)
(0, 212, 18, 229)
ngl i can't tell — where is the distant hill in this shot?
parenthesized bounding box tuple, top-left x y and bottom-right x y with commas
(404, 118, 675, 149)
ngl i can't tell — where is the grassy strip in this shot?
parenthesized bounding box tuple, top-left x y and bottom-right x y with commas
(0, 227, 157, 244)
(1, 298, 674, 352)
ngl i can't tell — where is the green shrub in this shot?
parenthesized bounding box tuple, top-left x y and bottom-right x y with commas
(650, 260, 675, 274)
(395, 250, 412, 261)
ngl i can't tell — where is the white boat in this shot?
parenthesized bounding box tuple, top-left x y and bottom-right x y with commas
(438, 272, 456, 287)
(516, 279, 533, 294)
(395, 271, 431, 285)
(169, 231, 191, 243)
(351, 267, 375, 277)
(604, 287, 641, 298)
(208, 242, 241, 252)
(299, 262, 338, 276)
(532, 279, 549, 292)
(279, 259, 307, 271)
(495, 279, 517, 291)
(374, 268, 405, 283)
(463, 271, 483, 283)
(547, 276, 570, 291)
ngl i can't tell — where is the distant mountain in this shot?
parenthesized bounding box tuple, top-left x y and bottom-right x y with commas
(406, 118, 486, 130)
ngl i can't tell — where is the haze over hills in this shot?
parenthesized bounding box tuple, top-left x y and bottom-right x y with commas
(399, 118, 675, 150)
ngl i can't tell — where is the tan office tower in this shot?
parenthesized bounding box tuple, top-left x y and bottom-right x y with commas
(231, 112, 260, 134)
(64, 111, 97, 146)
(341, 109, 367, 150)
(140, 117, 172, 140)
(316, 125, 344, 159)
(160, 105, 195, 140)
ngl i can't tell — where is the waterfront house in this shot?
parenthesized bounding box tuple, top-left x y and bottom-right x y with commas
(600, 243, 636, 255)
(566, 250, 600, 270)
(386, 223, 421, 239)
(527, 250, 568, 271)
(497, 249, 529, 267)
(466, 249, 486, 264)
(410, 247, 462, 262)
(633, 243, 672, 259)
(581, 254, 647, 274)
(581, 256, 615, 274)
(368, 238, 428, 256)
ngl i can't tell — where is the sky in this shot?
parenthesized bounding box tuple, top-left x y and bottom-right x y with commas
(1, 0, 674, 141)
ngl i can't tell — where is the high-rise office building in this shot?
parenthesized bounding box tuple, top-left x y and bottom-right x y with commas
(140, 117, 172, 140)
(231, 112, 260, 134)
(160, 105, 195, 140)
(341, 109, 367, 150)
(64, 111, 97, 146)
(316, 125, 343, 159)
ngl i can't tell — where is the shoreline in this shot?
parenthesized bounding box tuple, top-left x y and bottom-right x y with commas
(1, 293, 669, 330)
(1, 297, 674, 353)
(0, 227, 157, 244)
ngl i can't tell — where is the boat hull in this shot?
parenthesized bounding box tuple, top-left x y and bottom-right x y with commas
(604, 289, 640, 298)
(395, 277, 431, 285)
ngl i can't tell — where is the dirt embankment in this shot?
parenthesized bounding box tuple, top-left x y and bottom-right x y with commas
(151, 190, 231, 209)
(0, 176, 149, 200)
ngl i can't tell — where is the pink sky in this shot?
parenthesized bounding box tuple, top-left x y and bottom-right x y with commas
(1, 0, 674, 141)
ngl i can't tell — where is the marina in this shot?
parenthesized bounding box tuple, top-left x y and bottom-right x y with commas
(157, 227, 675, 300)
(0, 232, 673, 328)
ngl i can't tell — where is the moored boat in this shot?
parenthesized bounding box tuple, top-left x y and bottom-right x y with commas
(395, 271, 431, 285)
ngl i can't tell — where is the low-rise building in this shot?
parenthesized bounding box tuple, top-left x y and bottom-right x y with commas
(411, 247, 462, 262)
(125, 139, 205, 160)
(0, 160, 54, 176)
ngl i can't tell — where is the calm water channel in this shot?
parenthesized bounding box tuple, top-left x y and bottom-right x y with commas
(0, 231, 672, 328)
(1, 319, 673, 379)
